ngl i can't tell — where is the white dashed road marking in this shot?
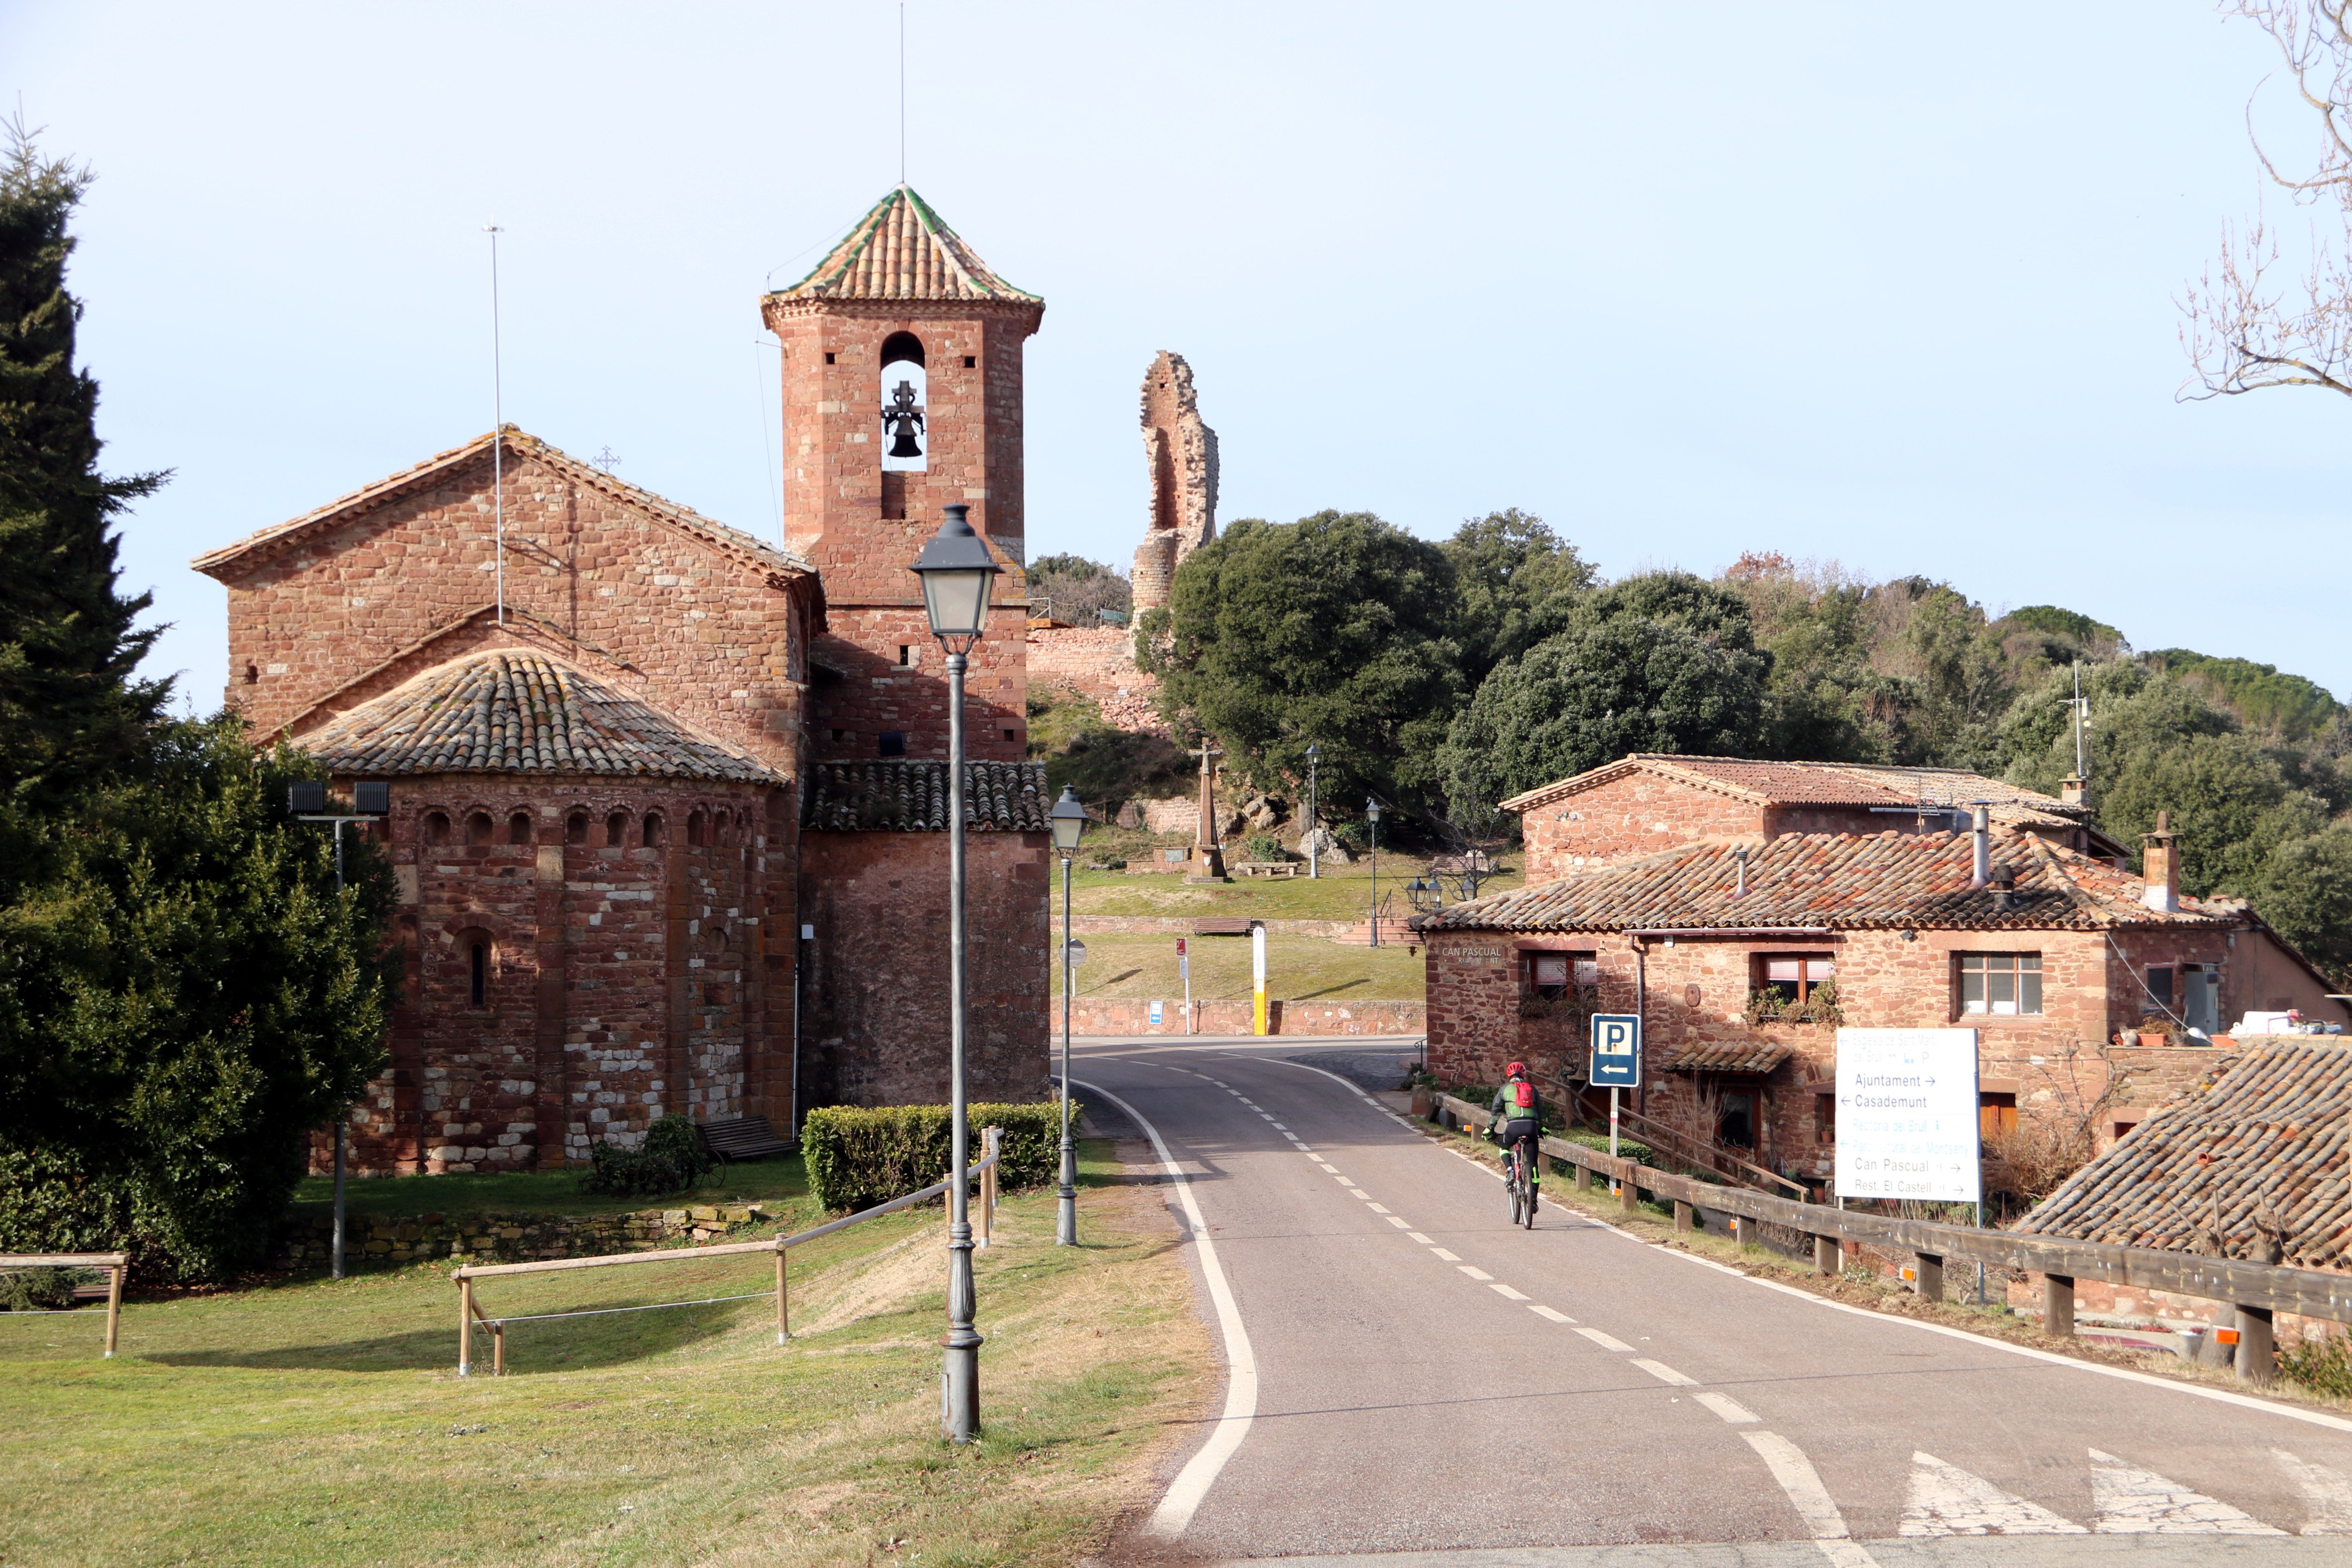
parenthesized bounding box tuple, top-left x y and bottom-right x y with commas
(1633, 1358, 1699, 1387)
(1694, 1391, 1759, 1425)
(1431, 1248, 1462, 1262)
(1575, 1326, 1634, 1353)
(1456, 1265, 1494, 1281)
(1407, 1232, 1433, 1244)
(1528, 1305, 1575, 1324)
(1490, 1283, 1529, 1301)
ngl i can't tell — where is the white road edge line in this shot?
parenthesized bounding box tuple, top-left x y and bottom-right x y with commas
(1742, 1430, 1881, 1568)
(1071, 1076, 1257, 1540)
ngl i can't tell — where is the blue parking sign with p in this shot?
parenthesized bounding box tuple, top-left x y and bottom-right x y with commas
(1589, 1014, 1642, 1087)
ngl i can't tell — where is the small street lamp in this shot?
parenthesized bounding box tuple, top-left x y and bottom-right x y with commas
(1305, 744, 1320, 879)
(1404, 874, 1442, 916)
(910, 503, 1001, 1446)
(1366, 797, 1382, 949)
(1048, 784, 1088, 1247)
(291, 777, 390, 1282)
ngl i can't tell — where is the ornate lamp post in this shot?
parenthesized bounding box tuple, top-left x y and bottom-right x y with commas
(1366, 797, 1382, 948)
(910, 503, 1000, 1446)
(1048, 784, 1088, 1246)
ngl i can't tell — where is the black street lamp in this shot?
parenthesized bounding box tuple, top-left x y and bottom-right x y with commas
(910, 503, 1000, 1446)
(1305, 744, 1320, 879)
(1366, 797, 1382, 948)
(291, 778, 390, 1282)
(1405, 874, 1442, 915)
(1048, 784, 1088, 1247)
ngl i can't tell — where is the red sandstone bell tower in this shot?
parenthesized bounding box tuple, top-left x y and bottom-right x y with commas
(761, 186, 1043, 762)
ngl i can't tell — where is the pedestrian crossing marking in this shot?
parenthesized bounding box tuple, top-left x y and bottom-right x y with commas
(2274, 1449, 2352, 1536)
(1899, 1452, 2085, 1536)
(2088, 1448, 2286, 1534)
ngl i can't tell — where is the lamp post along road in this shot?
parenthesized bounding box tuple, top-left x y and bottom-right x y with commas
(1305, 743, 1320, 879)
(291, 778, 390, 1281)
(911, 504, 1000, 1445)
(1049, 786, 1088, 1246)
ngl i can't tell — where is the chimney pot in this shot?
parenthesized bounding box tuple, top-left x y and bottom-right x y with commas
(2061, 775, 2088, 808)
(2141, 810, 2180, 914)
(1970, 804, 1991, 889)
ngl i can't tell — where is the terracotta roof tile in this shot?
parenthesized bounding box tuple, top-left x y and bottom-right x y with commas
(802, 760, 1048, 833)
(767, 187, 1040, 306)
(1429, 828, 2234, 934)
(301, 650, 777, 783)
(1665, 1043, 1795, 1074)
(2016, 1041, 2352, 1271)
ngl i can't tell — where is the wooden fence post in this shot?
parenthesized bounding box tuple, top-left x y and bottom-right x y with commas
(1674, 1199, 1694, 1234)
(104, 1264, 123, 1358)
(1574, 1163, 1592, 1192)
(491, 1320, 506, 1377)
(1815, 1235, 1839, 1276)
(1914, 1253, 1943, 1303)
(1619, 1164, 1640, 1213)
(776, 1243, 790, 1345)
(459, 1276, 475, 1376)
(2235, 1306, 2276, 1385)
(2043, 1273, 2075, 1337)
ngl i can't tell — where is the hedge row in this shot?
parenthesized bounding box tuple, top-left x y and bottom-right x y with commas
(801, 1102, 1074, 1213)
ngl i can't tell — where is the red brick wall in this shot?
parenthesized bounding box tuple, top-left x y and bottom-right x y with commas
(1423, 924, 2277, 1186)
(796, 829, 1050, 1107)
(337, 776, 786, 1175)
(214, 449, 812, 773)
(1519, 775, 1764, 879)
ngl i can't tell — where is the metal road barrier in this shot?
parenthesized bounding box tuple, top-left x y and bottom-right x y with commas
(1431, 1092, 2350, 1385)
(449, 1128, 1003, 1376)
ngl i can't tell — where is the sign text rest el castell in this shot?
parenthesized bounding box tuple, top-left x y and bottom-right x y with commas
(1833, 1028, 1980, 1204)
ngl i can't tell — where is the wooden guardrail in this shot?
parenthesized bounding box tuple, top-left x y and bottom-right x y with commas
(0, 1251, 128, 1358)
(449, 1129, 1003, 1376)
(1430, 1092, 2350, 1382)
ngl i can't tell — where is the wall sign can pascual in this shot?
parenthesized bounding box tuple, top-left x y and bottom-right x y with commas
(1833, 1028, 1980, 1203)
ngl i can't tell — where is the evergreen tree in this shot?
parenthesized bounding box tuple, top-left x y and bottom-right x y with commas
(0, 117, 167, 819)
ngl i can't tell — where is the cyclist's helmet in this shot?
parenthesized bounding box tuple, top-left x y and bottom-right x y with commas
(1506, 1061, 1528, 1077)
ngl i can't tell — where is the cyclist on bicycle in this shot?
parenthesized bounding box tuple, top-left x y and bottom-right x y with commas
(1489, 1061, 1543, 1194)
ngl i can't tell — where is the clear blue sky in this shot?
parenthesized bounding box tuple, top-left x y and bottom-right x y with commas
(8, 2, 2346, 708)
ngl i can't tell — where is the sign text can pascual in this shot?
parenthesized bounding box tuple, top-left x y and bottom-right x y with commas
(1834, 1028, 1980, 1204)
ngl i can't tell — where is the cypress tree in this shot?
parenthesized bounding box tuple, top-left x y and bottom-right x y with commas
(0, 116, 168, 816)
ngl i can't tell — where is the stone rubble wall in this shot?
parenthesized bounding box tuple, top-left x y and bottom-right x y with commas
(276, 1201, 770, 1270)
(1026, 625, 1165, 734)
(1055, 998, 1425, 1037)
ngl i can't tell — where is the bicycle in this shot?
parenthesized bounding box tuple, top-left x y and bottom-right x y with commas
(1502, 1136, 1536, 1229)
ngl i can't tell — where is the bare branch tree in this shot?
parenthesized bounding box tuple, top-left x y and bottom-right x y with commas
(2180, 2, 2352, 399)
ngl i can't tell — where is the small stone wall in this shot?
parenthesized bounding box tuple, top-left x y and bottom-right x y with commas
(1070, 914, 1362, 939)
(1027, 626, 1164, 733)
(277, 1201, 770, 1271)
(1053, 998, 1425, 1036)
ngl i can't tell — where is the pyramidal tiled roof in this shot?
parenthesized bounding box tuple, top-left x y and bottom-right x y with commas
(2017, 1041, 2352, 1271)
(1428, 827, 2236, 934)
(769, 187, 1040, 305)
(802, 760, 1048, 832)
(301, 650, 776, 783)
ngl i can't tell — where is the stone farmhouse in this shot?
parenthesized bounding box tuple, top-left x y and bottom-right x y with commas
(1426, 755, 2350, 1191)
(191, 186, 1052, 1174)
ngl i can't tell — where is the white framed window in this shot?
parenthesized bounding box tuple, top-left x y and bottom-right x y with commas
(1959, 952, 2041, 1016)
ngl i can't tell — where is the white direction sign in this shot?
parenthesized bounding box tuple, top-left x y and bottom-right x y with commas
(1834, 1028, 1980, 1203)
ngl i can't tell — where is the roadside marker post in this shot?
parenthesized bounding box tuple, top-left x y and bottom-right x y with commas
(1590, 1015, 1643, 1178)
(1179, 937, 1193, 1035)
(1250, 923, 1267, 1036)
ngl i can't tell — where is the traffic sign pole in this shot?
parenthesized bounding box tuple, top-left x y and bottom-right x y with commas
(1587, 1014, 1644, 1168)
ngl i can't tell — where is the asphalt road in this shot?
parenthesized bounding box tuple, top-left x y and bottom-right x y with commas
(1066, 1037, 2352, 1568)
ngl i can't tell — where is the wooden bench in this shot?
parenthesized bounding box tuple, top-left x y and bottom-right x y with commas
(698, 1115, 794, 1164)
(1231, 861, 1299, 878)
(1193, 917, 1255, 937)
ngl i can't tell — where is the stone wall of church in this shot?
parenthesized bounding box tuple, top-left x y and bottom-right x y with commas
(795, 829, 1051, 1108)
(337, 775, 788, 1175)
(217, 442, 812, 775)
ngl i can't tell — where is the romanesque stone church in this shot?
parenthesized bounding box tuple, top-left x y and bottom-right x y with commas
(192, 187, 1050, 1173)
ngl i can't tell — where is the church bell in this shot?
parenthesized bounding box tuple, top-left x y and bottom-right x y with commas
(888, 424, 923, 459)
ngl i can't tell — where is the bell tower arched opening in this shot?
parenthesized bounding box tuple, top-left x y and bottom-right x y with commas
(880, 333, 927, 477)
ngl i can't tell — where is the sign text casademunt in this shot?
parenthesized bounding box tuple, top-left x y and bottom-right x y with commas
(1833, 1028, 1980, 1204)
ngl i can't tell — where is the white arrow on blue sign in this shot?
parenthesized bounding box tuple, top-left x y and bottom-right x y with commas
(1589, 1014, 1642, 1088)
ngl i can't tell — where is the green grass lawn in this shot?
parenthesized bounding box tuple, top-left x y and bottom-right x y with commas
(0, 1143, 1207, 1567)
(292, 1158, 812, 1222)
(1065, 852, 1523, 923)
(1054, 930, 1427, 1001)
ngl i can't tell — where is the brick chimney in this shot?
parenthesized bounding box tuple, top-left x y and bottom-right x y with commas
(2141, 810, 2179, 913)
(2061, 775, 2088, 808)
